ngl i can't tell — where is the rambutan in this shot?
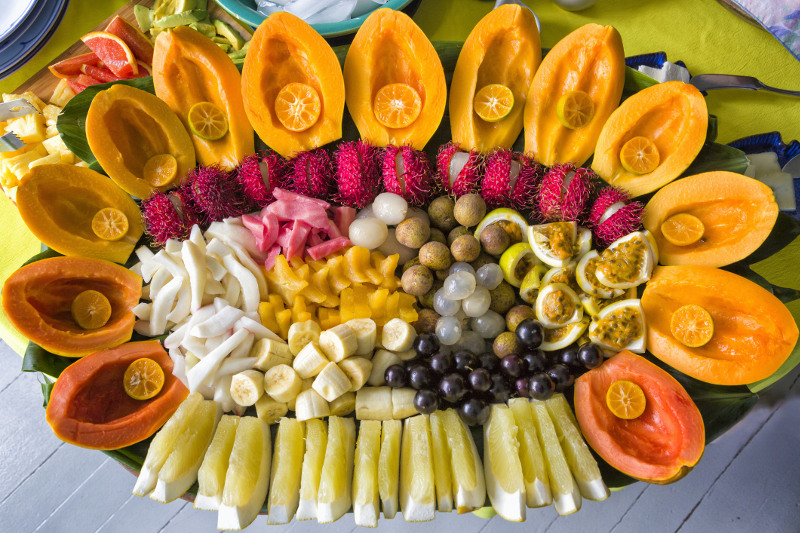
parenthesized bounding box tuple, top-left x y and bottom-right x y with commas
(286, 148, 334, 201)
(588, 186, 644, 247)
(538, 163, 596, 223)
(382, 145, 434, 205)
(480, 149, 542, 210)
(185, 165, 247, 221)
(436, 142, 482, 197)
(235, 152, 286, 209)
(141, 189, 202, 245)
(334, 140, 381, 208)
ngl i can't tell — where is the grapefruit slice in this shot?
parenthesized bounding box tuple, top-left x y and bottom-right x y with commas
(80, 64, 119, 83)
(66, 73, 103, 94)
(81, 31, 138, 78)
(49, 52, 99, 78)
(105, 15, 154, 64)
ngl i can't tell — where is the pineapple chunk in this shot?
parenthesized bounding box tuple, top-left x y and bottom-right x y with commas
(45, 125, 59, 138)
(4, 151, 41, 182)
(75, 160, 89, 168)
(41, 104, 62, 127)
(49, 80, 75, 108)
(41, 134, 68, 156)
(59, 151, 75, 164)
(6, 114, 46, 144)
(3, 91, 45, 112)
(28, 153, 62, 168)
(0, 166, 17, 189)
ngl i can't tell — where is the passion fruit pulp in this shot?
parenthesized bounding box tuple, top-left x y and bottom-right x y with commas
(594, 231, 657, 289)
(588, 298, 646, 353)
(528, 221, 578, 267)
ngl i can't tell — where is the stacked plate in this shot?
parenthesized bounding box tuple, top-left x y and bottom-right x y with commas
(0, 0, 69, 79)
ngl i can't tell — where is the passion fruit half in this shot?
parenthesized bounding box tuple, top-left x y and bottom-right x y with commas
(499, 242, 541, 287)
(474, 207, 529, 244)
(594, 231, 657, 289)
(576, 250, 625, 299)
(527, 221, 578, 267)
(540, 317, 590, 351)
(588, 298, 647, 353)
(535, 282, 583, 329)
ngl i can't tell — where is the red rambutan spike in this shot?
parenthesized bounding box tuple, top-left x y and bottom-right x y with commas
(141, 189, 201, 246)
(538, 163, 596, 222)
(334, 140, 382, 208)
(436, 141, 483, 197)
(235, 151, 287, 209)
(588, 186, 644, 247)
(287, 148, 335, 201)
(480, 148, 540, 210)
(382, 145, 434, 205)
(185, 164, 247, 221)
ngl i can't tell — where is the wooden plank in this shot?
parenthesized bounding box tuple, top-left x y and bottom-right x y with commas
(13, 0, 252, 100)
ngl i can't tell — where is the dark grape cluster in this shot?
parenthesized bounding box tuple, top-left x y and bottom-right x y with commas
(384, 322, 606, 425)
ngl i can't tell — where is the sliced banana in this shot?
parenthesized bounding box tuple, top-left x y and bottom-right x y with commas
(535, 283, 583, 329)
(319, 324, 359, 363)
(288, 320, 322, 356)
(294, 388, 331, 422)
(594, 231, 657, 289)
(346, 318, 378, 357)
(330, 391, 356, 416)
(391, 387, 418, 420)
(528, 222, 577, 268)
(293, 342, 330, 379)
(251, 338, 292, 372)
(312, 362, 353, 402)
(540, 317, 590, 351)
(576, 250, 624, 299)
(367, 349, 403, 386)
(588, 298, 647, 353)
(229, 369, 264, 406)
(380, 318, 416, 352)
(289, 378, 315, 412)
(338, 357, 373, 391)
(356, 386, 393, 420)
(255, 395, 288, 425)
(264, 364, 302, 403)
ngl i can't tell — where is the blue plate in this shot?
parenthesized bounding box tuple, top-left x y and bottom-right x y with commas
(0, 0, 69, 79)
(0, 0, 37, 44)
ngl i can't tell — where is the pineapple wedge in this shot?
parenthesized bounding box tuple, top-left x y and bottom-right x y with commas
(484, 405, 526, 522)
(353, 420, 382, 528)
(399, 414, 435, 522)
(151, 400, 221, 503)
(441, 409, 485, 513)
(317, 416, 356, 523)
(429, 411, 454, 512)
(297, 418, 328, 520)
(545, 394, 610, 501)
(218, 417, 272, 531)
(378, 419, 402, 519)
(267, 418, 306, 524)
(530, 400, 582, 516)
(133, 392, 203, 496)
(509, 398, 552, 508)
(196, 416, 239, 511)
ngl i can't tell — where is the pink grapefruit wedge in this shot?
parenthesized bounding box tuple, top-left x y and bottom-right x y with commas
(81, 31, 138, 78)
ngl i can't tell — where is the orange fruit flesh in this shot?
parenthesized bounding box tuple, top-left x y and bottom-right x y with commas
(620, 136, 660, 174)
(188, 101, 229, 141)
(91, 207, 129, 241)
(660, 212, 705, 246)
(373, 83, 422, 129)
(274, 82, 321, 133)
(143, 154, 179, 187)
(473, 83, 514, 123)
(670, 304, 714, 348)
(123, 357, 165, 400)
(605, 379, 646, 420)
(71, 289, 113, 330)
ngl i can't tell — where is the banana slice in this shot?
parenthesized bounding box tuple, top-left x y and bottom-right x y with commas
(528, 221, 577, 267)
(255, 395, 288, 425)
(329, 391, 356, 416)
(338, 357, 373, 391)
(264, 364, 302, 403)
(356, 386, 393, 420)
(588, 298, 646, 353)
(251, 338, 293, 372)
(346, 318, 378, 356)
(312, 362, 353, 402)
(381, 318, 416, 352)
(391, 387, 418, 420)
(319, 324, 359, 362)
(367, 349, 403, 386)
(294, 388, 331, 422)
(229, 370, 265, 407)
(535, 282, 583, 329)
(288, 320, 322, 356)
(293, 342, 330, 379)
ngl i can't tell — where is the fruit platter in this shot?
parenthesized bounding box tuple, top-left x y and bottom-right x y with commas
(2, 0, 800, 529)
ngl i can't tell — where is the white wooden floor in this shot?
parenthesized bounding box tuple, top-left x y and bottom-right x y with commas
(1, 339, 799, 533)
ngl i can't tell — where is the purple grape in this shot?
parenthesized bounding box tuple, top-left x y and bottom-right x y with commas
(522, 349, 546, 374)
(514, 377, 530, 398)
(577, 342, 603, 369)
(528, 373, 555, 400)
(439, 373, 467, 403)
(414, 333, 440, 356)
(515, 318, 544, 348)
(477, 352, 500, 372)
(454, 350, 479, 374)
(500, 354, 523, 378)
(384, 364, 407, 388)
(489, 373, 510, 403)
(430, 351, 455, 375)
(459, 398, 490, 426)
(559, 346, 581, 368)
(547, 364, 574, 392)
(414, 389, 440, 414)
(408, 364, 435, 390)
(468, 368, 492, 393)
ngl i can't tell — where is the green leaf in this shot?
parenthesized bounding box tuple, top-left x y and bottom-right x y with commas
(38, 373, 55, 407)
(22, 341, 73, 378)
(21, 247, 62, 267)
(623, 67, 658, 96)
(682, 142, 749, 176)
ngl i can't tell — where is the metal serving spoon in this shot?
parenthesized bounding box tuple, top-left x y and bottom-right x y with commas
(690, 74, 800, 97)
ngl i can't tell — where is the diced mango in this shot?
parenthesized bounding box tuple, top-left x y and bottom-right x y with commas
(318, 308, 341, 329)
(258, 301, 281, 333)
(276, 309, 293, 340)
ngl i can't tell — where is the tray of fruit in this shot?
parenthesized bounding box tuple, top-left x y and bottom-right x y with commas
(3, 2, 800, 530)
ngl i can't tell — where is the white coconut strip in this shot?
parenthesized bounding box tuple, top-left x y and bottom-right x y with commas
(151, 277, 183, 336)
(189, 224, 207, 252)
(218, 356, 257, 377)
(140, 284, 151, 300)
(164, 323, 189, 350)
(206, 256, 227, 281)
(205, 277, 225, 296)
(232, 246, 268, 300)
(128, 262, 143, 277)
(135, 246, 157, 282)
(136, 245, 155, 263)
(182, 335, 208, 359)
(187, 328, 250, 391)
(213, 374, 235, 413)
(223, 254, 260, 313)
(204, 334, 227, 354)
(236, 315, 283, 342)
(191, 305, 245, 338)
(180, 239, 207, 312)
(132, 302, 151, 321)
(208, 221, 262, 259)
(229, 331, 255, 359)
(167, 279, 191, 324)
(154, 249, 187, 281)
(148, 267, 172, 298)
(165, 239, 182, 255)
(222, 274, 241, 309)
(207, 237, 234, 258)
(171, 353, 189, 389)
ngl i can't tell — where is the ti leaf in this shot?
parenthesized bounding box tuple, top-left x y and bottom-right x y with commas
(22, 341, 73, 378)
(682, 142, 749, 176)
(38, 373, 55, 408)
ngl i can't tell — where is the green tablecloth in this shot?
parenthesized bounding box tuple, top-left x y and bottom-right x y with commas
(1, 0, 799, 354)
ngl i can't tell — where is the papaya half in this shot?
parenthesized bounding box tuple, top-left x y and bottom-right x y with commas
(86, 84, 196, 199)
(641, 265, 799, 385)
(592, 81, 708, 197)
(2, 256, 142, 357)
(449, 4, 541, 152)
(574, 350, 705, 484)
(524, 23, 625, 167)
(153, 26, 254, 170)
(15, 164, 143, 264)
(643, 171, 778, 267)
(343, 8, 446, 150)
(46, 340, 188, 449)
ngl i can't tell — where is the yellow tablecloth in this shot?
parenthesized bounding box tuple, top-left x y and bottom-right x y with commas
(1, 0, 799, 354)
